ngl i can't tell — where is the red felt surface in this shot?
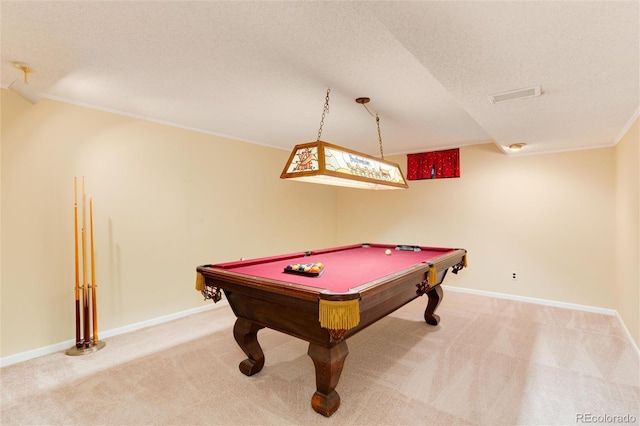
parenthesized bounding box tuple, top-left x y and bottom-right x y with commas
(211, 244, 455, 294)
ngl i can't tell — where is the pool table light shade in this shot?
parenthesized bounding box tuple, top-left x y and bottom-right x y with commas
(280, 140, 409, 190)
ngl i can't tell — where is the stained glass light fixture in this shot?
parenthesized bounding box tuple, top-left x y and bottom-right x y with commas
(280, 88, 408, 190)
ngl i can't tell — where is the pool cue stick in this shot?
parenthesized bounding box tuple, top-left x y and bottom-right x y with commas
(74, 178, 82, 348)
(81, 177, 90, 347)
(90, 197, 98, 345)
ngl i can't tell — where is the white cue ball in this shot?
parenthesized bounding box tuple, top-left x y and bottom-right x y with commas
(385, 249, 392, 255)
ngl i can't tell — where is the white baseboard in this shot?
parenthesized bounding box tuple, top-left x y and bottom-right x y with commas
(443, 285, 616, 315)
(98, 303, 221, 340)
(3, 288, 638, 367)
(614, 311, 640, 360)
(0, 303, 221, 368)
(443, 285, 640, 358)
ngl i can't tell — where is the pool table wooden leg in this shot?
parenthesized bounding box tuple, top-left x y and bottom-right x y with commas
(307, 341, 349, 417)
(424, 285, 443, 325)
(233, 318, 265, 376)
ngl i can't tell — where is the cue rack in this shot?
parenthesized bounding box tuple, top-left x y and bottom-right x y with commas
(66, 177, 106, 356)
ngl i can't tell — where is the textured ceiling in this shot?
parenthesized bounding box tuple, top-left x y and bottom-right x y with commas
(1, 1, 638, 157)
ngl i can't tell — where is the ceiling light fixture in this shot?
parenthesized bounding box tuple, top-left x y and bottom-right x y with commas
(280, 88, 408, 190)
(508, 143, 526, 151)
(9, 62, 42, 105)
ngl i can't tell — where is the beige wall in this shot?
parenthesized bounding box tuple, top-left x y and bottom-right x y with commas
(1, 89, 637, 359)
(336, 144, 617, 308)
(1, 89, 338, 357)
(615, 117, 639, 345)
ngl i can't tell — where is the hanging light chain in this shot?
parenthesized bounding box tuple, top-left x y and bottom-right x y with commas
(317, 87, 331, 141)
(376, 114, 385, 160)
(317, 90, 386, 159)
(357, 98, 386, 160)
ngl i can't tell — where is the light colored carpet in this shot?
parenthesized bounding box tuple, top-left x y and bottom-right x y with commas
(1, 290, 638, 425)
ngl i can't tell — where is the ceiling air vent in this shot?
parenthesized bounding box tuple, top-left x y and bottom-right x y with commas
(489, 86, 541, 104)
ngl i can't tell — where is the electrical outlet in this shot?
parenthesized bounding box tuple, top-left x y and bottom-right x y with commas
(511, 272, 518, 281)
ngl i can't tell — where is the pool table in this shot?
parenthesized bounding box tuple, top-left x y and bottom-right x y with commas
(195, 243, 467, 417)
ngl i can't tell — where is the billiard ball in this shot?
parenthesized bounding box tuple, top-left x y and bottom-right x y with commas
(385, 249, 392, 255)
